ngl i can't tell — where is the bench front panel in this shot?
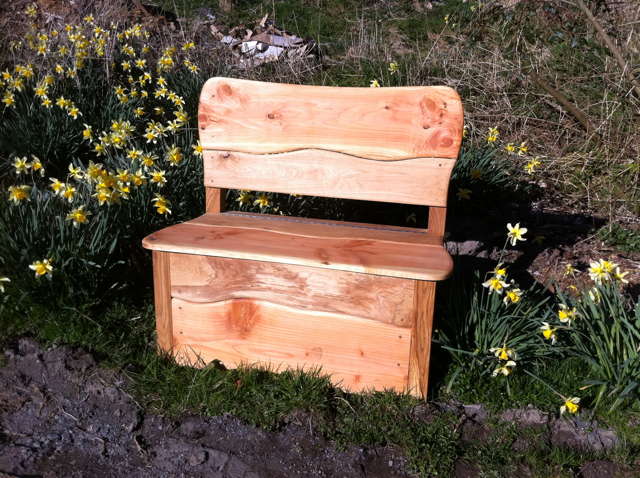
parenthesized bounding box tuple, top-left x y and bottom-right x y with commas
(168, 252, 414, 393)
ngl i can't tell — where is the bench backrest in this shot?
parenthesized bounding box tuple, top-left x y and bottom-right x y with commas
(197, 77, 463, 234)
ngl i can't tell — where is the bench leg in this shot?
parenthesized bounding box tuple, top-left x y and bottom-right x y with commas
(408, 280, 436, 399)
(152, 250, 173, 353)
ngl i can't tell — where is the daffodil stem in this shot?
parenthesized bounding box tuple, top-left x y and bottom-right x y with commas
(522, 369, 565, 400)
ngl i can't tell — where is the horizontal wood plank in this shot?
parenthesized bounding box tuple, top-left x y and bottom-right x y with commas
(171, 297, 411, 393)
(204, 150, 455, 206)
(169, 253, 415, 327)
(142, 213, 453, 281)
(198, 77, 463, 160)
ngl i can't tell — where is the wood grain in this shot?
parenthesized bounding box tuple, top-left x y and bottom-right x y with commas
(169, 253, 416, 327)
(142, 214, 453, 281)
(203, 150, 456, 207)
(205, 187, 225, 213)
(198, 77, 464, 160)
(428, 206, 447, 236)
(152, 251, 173, 352)
(171, 297, 412, 393)
(407, 280, 436, 398)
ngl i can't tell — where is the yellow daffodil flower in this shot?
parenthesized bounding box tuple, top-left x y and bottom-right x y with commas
(486, 127, 499, 143)
(482, 276, 509, 294)
(369, 79, 381, 88)
(166, 146, 183, 166)
(490, 344, 517, 361)
(152, 193, 171, 214)
(517, 142, 528, 156)
(524, 158, 541, 174)
(150, 170, 167, 187)
(506, 222, 527, 246)
(493, 263, 507, 278)
(564, 263, 575, 276)
(30, 156, 44, 176)
(614, 267, 629, 284)
(254, 193, 271, 208)
(388, 62, 399, 74)
(13, 157, 31, 174)
(539, 322, 557, 345)
(62, 185, 76, 202)
(560, 397, 580, 415)
(236, 190, 253, 205)
(66, 206, 91, 227)
(558, 304, 577, 325)
(492, 360, 516, 377)
(29, 258, 53, 277)
(503, 287, 522, 305)
(8, 185, 31, 203)
(504, 143, 516, 153)
(470, 168, 482, 179)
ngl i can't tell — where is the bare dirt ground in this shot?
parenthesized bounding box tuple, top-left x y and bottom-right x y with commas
(0, 339, 408, 478)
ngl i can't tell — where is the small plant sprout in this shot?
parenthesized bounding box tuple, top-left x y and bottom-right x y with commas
(29, 258, 53, 278)
(506, 222, 527, 246)
(0, 276, 10, 293)
(560, 397, 580, 415)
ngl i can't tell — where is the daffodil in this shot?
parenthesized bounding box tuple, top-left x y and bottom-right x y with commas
(492, 360, 516, 377)
(150, 169, 167, 187)
(152, 193, 171, 215)
(68, 163, 83, 180)
(486, 127, 499, 143)
(8, 185, 31, 203)
(504, 143, 516, 153)
(490, 344, 517, 361)
(540, 322, 557, 345)
(456, 188, 471, 200)
(369, 79, 381, 88)
(192, 142, 203, 157)
(254, 193, 271, 208)
(30, 156, 44, 176)
(588, 287, 601, 304)
(0, 276, 10, 293)
(506, 222, 527, 246)
(517, 142, 528, 155)
(558, 304, 577, 325)
(524, 158, 541, 174)
(588, 259, 614, 284)
(560, 397, 580, 415)
(62, 185, 76, 202)
(470, 168, 482, 179)
(388, 62, 399, 74)
(503, 287, 522, 305)
(13, 157, 31, 174)
(492, 263, 507, 278)
(613, 267, 629, 284)
(66, 206, 91, 227)
(166, 145, 183, 166)
(29, 258, 53, 277)
(564, 263, 576, 276)
(236, 190, 253, 205)
(483, 276, 509, 294)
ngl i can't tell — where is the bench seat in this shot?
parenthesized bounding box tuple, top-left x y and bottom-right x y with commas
(142, 212, 452, 281)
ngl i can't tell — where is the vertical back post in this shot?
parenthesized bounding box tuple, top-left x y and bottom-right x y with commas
(206, 187, 226, 213)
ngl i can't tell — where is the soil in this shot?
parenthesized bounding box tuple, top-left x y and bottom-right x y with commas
(0, 338, 409, 478)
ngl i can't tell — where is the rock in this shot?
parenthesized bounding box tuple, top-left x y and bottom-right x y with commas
(579, 460, 625, 478)
(454, 459, 480, 478)
(463, 404, 488, 422)
(500, 406, 550, 428)
(550, 418, 619, 452)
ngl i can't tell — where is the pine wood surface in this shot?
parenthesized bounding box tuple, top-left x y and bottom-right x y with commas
(407, 281, 436, 397)
(198, 77, 463, 161)
(169, 253, 416, 327)
(171, 297, 412, 393)
(203, 150, 456, 206)
(152, 251, 173, 352)
(142, 213, 453, 281)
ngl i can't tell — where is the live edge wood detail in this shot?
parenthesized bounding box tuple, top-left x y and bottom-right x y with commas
(143, 77, 464, 397)
(198, 78, 463, 161)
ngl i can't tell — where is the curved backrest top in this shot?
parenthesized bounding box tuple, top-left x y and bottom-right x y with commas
(198, 77, 463, 161)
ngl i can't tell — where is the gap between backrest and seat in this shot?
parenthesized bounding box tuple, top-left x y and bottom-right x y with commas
(143, 77, 464, 280)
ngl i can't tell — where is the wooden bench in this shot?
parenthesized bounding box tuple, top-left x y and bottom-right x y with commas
(142, 77, 463, 397)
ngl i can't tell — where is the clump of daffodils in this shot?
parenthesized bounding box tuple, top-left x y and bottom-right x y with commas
(588, 258, 628, 285)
